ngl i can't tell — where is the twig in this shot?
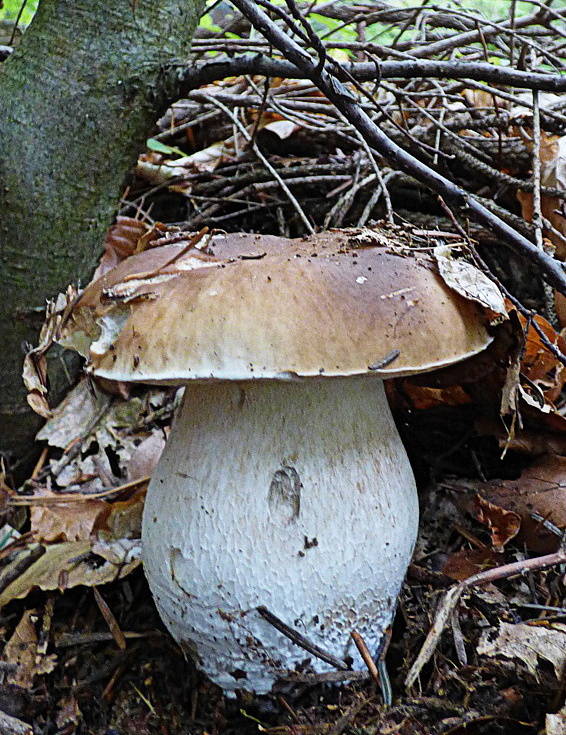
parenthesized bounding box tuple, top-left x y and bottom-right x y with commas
(204, 93, 315, 233)
(9, 475, 150, 505)
(531, 87, 558, 325)
(256, 605, 350, 670)
(278, 669, 369, 684)
(120, 227, 210, 282)
(405, 546, 566, 688)
(94, 587, 127, 650)
(327, 696, 370, 735)
(351, 630, 380, 687)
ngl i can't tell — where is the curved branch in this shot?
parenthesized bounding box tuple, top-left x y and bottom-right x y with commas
(180, 54, 566, 94)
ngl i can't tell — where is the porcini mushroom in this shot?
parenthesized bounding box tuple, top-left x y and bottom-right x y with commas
(59, 228, 493, 694)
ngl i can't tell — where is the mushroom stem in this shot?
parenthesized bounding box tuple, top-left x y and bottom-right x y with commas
(142, 375, 418, 694)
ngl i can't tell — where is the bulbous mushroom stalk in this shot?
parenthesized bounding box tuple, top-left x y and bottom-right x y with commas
(58, 228, 495, 694)
(143, 376, 418, 694)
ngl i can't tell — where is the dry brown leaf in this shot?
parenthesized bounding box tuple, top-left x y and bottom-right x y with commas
(3, 610, 57, 688)
(0, 540, 141, 608)
(23, 285, 79, 418)
(475, 455, 566, 553)
(463, 88, 502, 111)
(0, 710, 33, 735)
(22, 351, 51, 419)
(29, 488, 109, 543)
(441, 548, 504, 581)
(126, 430, 166, 481)
(95, 483, 147, 540)
(516, 310, 566, 402)
(517, 134, 566, 258)
(395, 383, 472, 411)
(478, 621, 566, 680)
(92, 217, 151, 280)
(434, 245, 507, 319)
(472, 494, 521, 551)
(36, 378, 110, 450)
(136, 141, 229, 188)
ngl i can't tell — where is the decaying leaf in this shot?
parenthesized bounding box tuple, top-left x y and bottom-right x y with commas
(92, 216, 151, 280)
(0, 540, 141, 608)
(3, 610, 57, 688)
(516, 134, 566, 258)
(478, 621, 566, 680)
(472, 494, 521, 551)
(441, 548, 504, 581)
(516, 310, 566, 404)
(29, 488, 110, 544)
(23, 285, 79, 418)
(0, 710, 33, 735)
(473, 455, 566, 553)
(434, 245, 507, 319)
(36, 378, 111, 450)
(395, 383, 472, 411)
(94, 482, 148, 540)
(55, 695, 82, 729)
(136, 140, 229, 189)
(125, 430, 167, 481)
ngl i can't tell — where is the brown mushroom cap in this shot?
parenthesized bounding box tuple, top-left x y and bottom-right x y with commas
(60, 228, 493, 383)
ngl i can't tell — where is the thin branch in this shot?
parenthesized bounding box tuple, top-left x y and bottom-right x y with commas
(203, 93, 315, 233)
(257, 605, 350, 670)
(180, 55, 566, 94)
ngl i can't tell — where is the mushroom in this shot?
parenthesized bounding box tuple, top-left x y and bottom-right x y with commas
(59, 228, 493, 694)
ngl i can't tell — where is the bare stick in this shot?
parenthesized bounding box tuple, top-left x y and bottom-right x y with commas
(205, 94, 314, 234)
(181, 56, 566, 93)
(257, 605, 350, 670)
(351, 630, 380, 687)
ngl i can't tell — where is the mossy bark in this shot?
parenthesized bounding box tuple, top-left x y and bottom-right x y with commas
(0, 0, 204, 462)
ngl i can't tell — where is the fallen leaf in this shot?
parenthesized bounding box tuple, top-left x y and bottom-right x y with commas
(0, 540, 141, 608)
(136, 140, 228, 187)
(434, 245, 507, 319)
(474, 455, 566, 553)
(3, 610, 57, 688)
(92, 217, 151, 280)
(478, 621, 566, 680)
(29, 488, 109, 543)
(546, 704, 566, 735)
(441, 548, 504, 581)
(95, 483, 148, 540)
(55, 695, 82, 729)
(517, 134, 566, 259)
(36, 378, 111, 450)
(126, 430, 166, 481)
(395, 383, 472, 411)
(472, 494, 521, 551)
(23, 285, 79, 418)
(0, 710, 32, 735)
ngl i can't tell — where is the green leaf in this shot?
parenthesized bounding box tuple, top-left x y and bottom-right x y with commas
(146, 138, 186, 158)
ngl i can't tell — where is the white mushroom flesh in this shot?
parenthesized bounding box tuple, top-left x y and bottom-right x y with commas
(142, 375, 418, 694)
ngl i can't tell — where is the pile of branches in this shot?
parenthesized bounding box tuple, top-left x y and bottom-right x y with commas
(123, 0, 566, 307)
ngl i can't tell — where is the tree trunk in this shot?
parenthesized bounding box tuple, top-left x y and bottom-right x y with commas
(0, 0, 204, 464)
